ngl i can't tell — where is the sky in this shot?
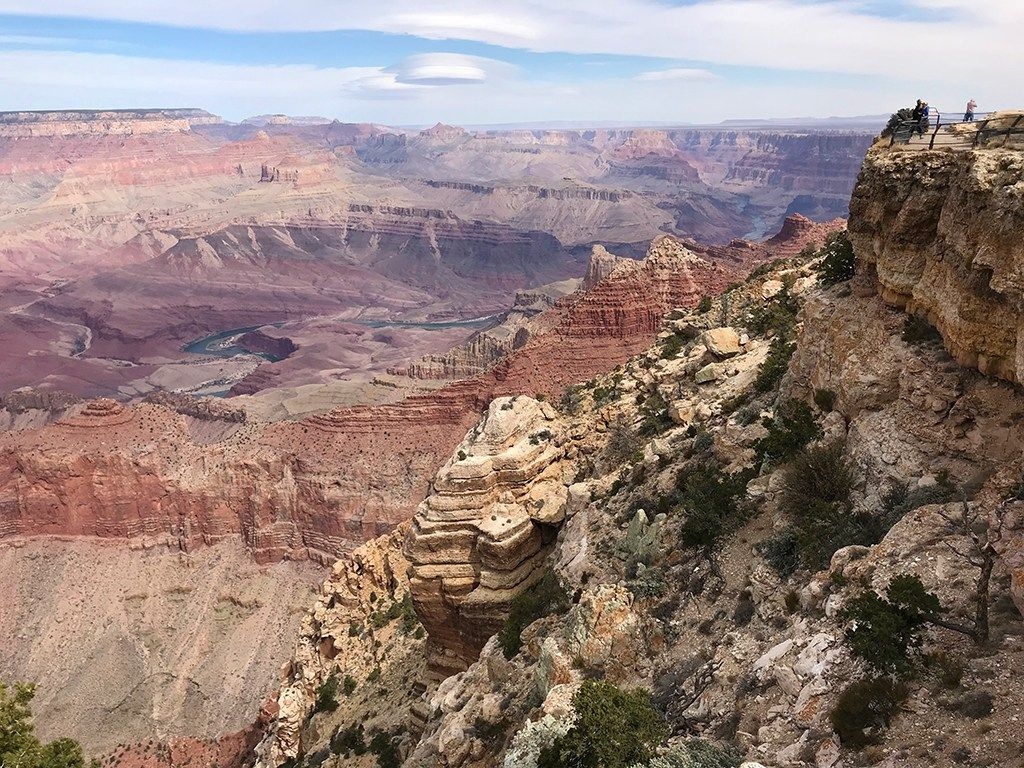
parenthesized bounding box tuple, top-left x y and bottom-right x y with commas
(0, 1, 1019, 126)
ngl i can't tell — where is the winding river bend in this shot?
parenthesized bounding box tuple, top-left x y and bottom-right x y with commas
(183, 326, 288, 361)
(183, 315, 498, 362)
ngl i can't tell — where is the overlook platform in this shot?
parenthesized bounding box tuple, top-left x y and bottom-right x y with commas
(889, 110, 1024, 151)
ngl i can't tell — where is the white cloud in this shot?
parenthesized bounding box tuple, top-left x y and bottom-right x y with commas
(0, 0, 1019, 86)
(635, 68, 717, 83)
(0, 1, 1019, 122)
(338, 53, 512, 100)
(382, 11, 542, 45)
(387, 53, 510, 86)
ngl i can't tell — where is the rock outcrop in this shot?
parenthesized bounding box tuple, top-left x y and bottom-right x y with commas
(848, 128, 1024, 382)
(253, 524, 420, 768)
(405, 396, 572, 678)
(246, 127, 1024, 768)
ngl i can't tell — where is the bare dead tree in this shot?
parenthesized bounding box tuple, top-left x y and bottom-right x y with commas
(934, 499, 1010, 645)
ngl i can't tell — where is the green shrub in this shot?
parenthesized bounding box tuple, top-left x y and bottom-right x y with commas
(559, 384, 585, 416)
(877, 482, 956, 534)
(733, 590, 756, 627)
(399, 593, 419, 634)
(0, 685, 94, 768)
(498, 572, 570, 659)
(830, 677, 907, 748)
(368, 732, 401, 768)
(720, 391, 750, 416)
(781, 440, 857, 508)
(815, 231, 856, 287)
(778, 440, 889, 570)
(735, 404, 761, 426)
(675, 464, 751, 552)
(754, 336, 796, 393)
(537, 681, 668, 768)
(638, 391, 672, 437)
(691, 429, 714, 455)
(758, 528, 801, 579)
(313, 675, 340, 714)
(342, 675, 357, 696)
(605, 417, 641, 467)
(367, 667, 381, 683)
(792, 500, 874, 572)
(661, 333, 685, 360)
(696, 296, 713, 314)
(330, 724, 366, 756)
(902, 314, 942, 345)
(529, 429, 554, 445)
(925, 652, 964, 690)
(747, 289, 798, 339)
(784, 589, 801, 615)
(841, 574, 942, 678)
(753, 399, 820, 466)
(813, 388, 837, 412)
(945, 691, 993, 720)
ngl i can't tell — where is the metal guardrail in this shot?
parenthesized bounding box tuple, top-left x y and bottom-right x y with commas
(889, 110, 1024, 150)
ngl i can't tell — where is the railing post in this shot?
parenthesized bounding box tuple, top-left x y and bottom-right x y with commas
(929, 112, 941, 149)
(1007, 115, 1024, 146)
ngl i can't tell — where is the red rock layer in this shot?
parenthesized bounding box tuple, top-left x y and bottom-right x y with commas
(98, 716, 265, 768)
(0, 217, 841, 562)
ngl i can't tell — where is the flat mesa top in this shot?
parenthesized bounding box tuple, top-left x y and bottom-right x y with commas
(0, 108, 220, 123)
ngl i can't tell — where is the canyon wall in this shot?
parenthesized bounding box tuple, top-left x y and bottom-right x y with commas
(848, 121, 1024, 383)
(0, 109, 221, 137)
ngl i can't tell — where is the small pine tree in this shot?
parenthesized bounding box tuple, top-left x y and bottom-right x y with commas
(840, 575, 942, 678)
(0, 683, 94, 768)
(815, 231, 856, 287)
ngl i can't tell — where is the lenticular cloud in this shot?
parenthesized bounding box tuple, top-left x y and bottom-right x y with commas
(387, 53, 497, 86)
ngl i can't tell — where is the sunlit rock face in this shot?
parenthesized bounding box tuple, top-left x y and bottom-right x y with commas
(848, 129, 1024, 383)
(405, 396, 572, 678)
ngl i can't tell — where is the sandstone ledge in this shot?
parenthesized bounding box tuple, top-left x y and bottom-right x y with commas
(405, 396, 571, 678)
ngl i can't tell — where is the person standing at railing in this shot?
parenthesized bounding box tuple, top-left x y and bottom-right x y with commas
(919, 102, 931, 136)
(964, 99, 977, 122)
(911, 100, 925, 135)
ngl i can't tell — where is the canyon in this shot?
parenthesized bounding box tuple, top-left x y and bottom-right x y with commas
(253, 117, 1024, 768)
(0, 109, 872, 400)
(0, 107, 875, 764)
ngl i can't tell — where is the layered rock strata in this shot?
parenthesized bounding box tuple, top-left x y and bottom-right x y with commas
(0, 109, 221, 137)
(0, 217, 839, 564)
(405, 396, 572, 678)
(848, 127, 1024, 382)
